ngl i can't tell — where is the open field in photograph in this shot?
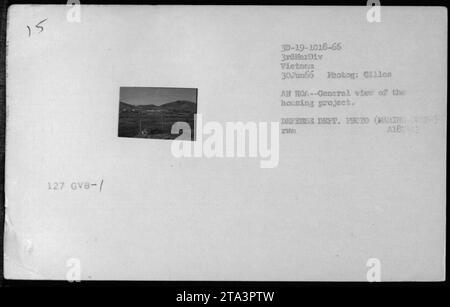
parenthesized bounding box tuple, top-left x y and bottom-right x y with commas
(118, 100, 196, 140)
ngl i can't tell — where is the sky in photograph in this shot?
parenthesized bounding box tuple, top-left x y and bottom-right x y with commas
(120, 87, 197, 106)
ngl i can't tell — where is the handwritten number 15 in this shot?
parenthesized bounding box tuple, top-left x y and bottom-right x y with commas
(27, 19, 47, 37)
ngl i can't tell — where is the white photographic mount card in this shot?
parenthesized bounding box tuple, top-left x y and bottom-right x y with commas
(4, 5, 447, 281)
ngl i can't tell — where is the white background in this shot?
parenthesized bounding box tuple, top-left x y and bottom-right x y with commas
(5, 5, 447, 280)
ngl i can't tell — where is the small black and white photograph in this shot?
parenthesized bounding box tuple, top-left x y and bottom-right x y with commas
(118, 87, 197, 140)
